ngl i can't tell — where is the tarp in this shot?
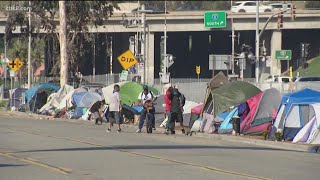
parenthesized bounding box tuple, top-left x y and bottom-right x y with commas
(39, 84, 74, 112)
(203, 81, 261, 116)
(218, 108, 239, 134)
(25, 84, 60, 104)
(240, 88, 282, 135)
(72, 91, 103, 108)
(270, 89, 320, 141)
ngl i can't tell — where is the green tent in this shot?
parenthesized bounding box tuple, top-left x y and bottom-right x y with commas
(203, 81, 261, 116)
(102, 82, 158, 105)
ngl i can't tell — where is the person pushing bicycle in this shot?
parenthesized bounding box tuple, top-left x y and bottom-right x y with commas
(136, 85, 157, 133)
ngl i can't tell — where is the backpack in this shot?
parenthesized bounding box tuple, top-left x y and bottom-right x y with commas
(180, 93, 186, 107)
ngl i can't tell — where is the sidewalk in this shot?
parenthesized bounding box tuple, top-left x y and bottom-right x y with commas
(3, 111, 320, 154)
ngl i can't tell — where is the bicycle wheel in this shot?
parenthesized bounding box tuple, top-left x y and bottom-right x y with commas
(146, 112, 152, 134)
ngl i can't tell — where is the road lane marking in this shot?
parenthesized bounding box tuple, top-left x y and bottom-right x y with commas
(0, 151, 72, 174)
(4, 127, 271, 180)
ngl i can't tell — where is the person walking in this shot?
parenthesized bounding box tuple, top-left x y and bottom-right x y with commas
(136, 85, 157, 133)
(168, 85, 186, 134)
(164, 87, 173, 133)
(107, 84, 122, 133)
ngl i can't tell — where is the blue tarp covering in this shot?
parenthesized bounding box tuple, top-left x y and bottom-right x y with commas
(25, 84, 60, 104)
(132, 106, 143, 113)
(218, 108, 239, 134)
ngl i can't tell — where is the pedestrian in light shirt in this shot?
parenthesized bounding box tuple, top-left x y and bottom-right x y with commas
(107, 84, 122, 133)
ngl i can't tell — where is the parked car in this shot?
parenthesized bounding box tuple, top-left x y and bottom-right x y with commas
(231, 1, 273, 13)
(265, 75, 291, 83)
(269, 3, 292, 12)
(294, 76, 320, 83)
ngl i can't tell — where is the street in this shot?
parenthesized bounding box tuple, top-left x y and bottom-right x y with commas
(0, 115, 319, 180)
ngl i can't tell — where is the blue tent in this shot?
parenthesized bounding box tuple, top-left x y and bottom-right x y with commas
(25, 84, 60, 104)
(270, 88, 320, 141)
(24, 84, 60, 112)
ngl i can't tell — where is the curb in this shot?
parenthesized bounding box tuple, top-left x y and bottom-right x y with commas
(3, 111, 320, 153)
(186, 132, 320, 153)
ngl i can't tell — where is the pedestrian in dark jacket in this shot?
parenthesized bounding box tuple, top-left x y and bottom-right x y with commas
(168, 85, 186, 134)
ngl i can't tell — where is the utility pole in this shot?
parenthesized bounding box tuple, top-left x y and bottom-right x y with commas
(141, 3, 146, 84)
(231, 18, 235, 75)
(164, 0, 167, 78)
(4, 39, 7, 89)
(255, 1, 260, 83)
(93, 34, 96, 82)
(110, 36, 113, 75)
(27, 0, 32, 89)
(59, 1, 68, 87)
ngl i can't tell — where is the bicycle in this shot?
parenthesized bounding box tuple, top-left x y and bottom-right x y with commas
(146, 108, 152, 134)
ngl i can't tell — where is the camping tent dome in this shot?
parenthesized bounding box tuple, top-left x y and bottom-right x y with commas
(203, 81, 261, 116)
(270, 88, 320, 141)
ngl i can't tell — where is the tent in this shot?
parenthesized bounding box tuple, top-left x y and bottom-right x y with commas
(6, 88, 27, 109)
(207, 71, 229, 91)
(72, 91, 103, 108)
(240, 88, 281, 135)
(187, 103, 204, 128)
(203, 81, 261, 117)
(270, 89, 320, 141)
(293, 103, 320, 144)
(25, 84, 60, 112)
(102, 82, 158, 106)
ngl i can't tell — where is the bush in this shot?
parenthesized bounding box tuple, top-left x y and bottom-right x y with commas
(0, 100, 7, 108)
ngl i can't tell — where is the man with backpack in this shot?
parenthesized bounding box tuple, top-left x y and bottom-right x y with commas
(167, 85, 186, 134)
(136, 85, 157, 133)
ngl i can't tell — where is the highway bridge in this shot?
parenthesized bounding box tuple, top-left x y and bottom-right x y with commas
(0, 10, 319, 84)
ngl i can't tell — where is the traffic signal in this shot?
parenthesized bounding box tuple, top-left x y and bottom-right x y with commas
(305, 43, 311, 57)
(291, 4, 296, 21)
(300, 43, 305, 58)
(277, 12, 284, 30)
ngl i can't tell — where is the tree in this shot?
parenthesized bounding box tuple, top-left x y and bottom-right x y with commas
(59, 1, 67, 86)
(3, 1, 118, 79)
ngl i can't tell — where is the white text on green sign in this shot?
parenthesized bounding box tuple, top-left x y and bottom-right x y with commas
(204, 11, 227, 28)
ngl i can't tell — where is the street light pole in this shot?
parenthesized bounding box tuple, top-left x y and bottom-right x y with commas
(141, 3, 146, 84)
(164, 0, 167, 76)
(255, 1, 260, 83)
(4, 39, 7, 89)
(27, 0, 32, 88)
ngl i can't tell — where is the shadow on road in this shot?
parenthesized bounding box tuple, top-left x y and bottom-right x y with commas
(0, 164, 26, 167)
(14, 145, 297, 154)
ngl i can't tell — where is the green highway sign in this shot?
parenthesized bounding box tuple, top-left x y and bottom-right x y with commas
(275, 50, 292, 60)
(204, 11, 227, 28)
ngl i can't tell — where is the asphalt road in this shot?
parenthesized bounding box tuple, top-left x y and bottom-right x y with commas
(0, 115, 319, 180)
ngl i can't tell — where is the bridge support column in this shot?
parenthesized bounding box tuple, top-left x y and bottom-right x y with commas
(146, 32, 154, 85)
(270, 30, 282, 76)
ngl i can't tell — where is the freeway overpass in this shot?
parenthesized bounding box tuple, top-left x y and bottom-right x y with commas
(0, 10, 319, 33)
(0, 10, 319, 84)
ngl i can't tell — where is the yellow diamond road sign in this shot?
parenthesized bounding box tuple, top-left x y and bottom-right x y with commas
(117, 50, 138, 70)
(7, 58, 23, 72)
